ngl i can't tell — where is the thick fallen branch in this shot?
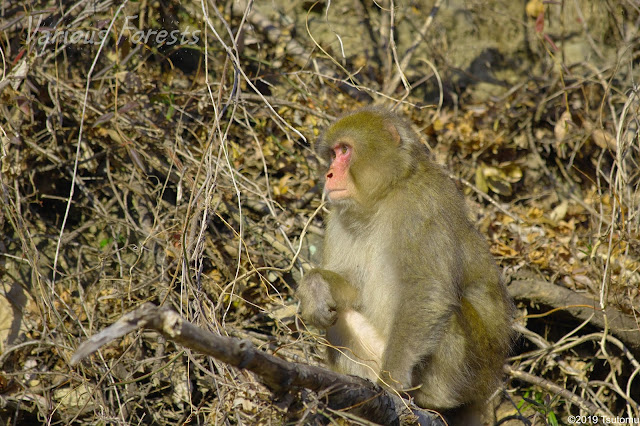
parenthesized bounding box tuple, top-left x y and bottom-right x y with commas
(509, 280, 640, 352)
(70, 303, 442, 426)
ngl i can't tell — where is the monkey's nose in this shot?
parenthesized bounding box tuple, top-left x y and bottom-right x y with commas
(327, 173, 333, 178)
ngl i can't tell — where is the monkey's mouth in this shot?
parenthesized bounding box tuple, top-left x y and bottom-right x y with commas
(326, 189, 349, 200)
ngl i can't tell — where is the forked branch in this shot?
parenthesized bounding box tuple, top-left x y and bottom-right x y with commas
(70, 303, 442, 426)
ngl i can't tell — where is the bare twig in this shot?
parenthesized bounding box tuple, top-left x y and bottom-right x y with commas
(504, 365, 606, 417)
(382, 0, 444, 96)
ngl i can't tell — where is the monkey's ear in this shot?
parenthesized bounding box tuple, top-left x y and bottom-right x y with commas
(384, 120, 402, 145)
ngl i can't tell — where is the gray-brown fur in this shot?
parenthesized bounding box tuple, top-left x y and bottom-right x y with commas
(296, 107, 514, 425)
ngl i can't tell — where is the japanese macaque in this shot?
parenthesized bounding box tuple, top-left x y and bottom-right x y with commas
(296, 107, 514, 424)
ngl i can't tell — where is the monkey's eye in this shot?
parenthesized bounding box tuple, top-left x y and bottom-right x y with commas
(331, 144, 350, 159)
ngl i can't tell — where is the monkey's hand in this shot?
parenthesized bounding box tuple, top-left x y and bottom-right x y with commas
(378, 368, 412, 394)
(296, 270, 338, 329)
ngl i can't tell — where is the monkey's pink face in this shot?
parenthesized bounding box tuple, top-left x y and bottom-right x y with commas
(325, 142, 354, 201)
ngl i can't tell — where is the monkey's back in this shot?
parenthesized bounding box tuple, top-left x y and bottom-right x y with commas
(337, 158, 513, 415)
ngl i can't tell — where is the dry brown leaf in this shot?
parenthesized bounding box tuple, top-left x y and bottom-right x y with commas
(554, 110, 572, 143)
(491, 242, 519, 258)
(475, 162, 523, 196)
(0, 293, 14, 351)
(54, 384, 97, 415)
(550, 200, 569, 222)
(592, 128, 617, 151)
(526, 0, 545, 19)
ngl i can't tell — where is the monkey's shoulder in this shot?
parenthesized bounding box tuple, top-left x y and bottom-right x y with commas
(388, 176, 469, 227)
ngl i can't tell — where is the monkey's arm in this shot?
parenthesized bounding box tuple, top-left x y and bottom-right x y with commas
(296, 269, 358, 328)
(379, 217, 462, 391)
(379, 280, 457, 391)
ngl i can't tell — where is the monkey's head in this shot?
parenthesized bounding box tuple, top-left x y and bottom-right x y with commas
(320, 107, 422, 207)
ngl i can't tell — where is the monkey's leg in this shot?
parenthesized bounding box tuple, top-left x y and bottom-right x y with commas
(326, 309, 384, 381)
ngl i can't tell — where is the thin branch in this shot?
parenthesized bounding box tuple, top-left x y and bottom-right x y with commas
(382, 0, 444, 96)
(509, 280, 640, 351)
